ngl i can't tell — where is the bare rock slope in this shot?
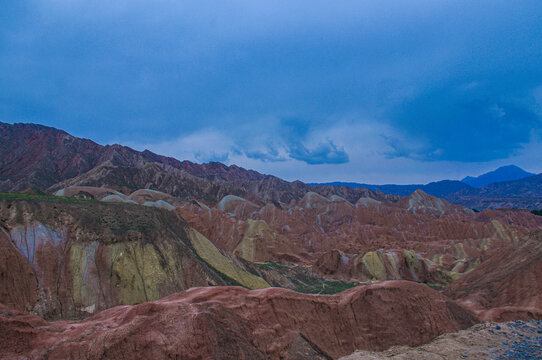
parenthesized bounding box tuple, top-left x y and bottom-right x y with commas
(0, 281, 476, 360)
(341, 320, 542, 360)
(0, 195, 268, 320)
(178, 190, 542, 286)
(444, 231, 542, 321)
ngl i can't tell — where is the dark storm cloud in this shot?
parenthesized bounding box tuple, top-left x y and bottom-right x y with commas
(287, 140, 349, 165)
(388, 80, 542, 162)
(243, 148, 287, 163)
(0, 0, 541, 170)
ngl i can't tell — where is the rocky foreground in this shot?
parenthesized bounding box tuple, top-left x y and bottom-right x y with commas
(0, 281, 476, 360)
(341, 320, 542, 359)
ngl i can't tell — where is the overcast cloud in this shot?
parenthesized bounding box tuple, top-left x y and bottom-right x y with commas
(1, 0, 541, 183)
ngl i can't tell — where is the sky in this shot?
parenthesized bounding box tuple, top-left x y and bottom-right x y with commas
(1, 0, 542, 184)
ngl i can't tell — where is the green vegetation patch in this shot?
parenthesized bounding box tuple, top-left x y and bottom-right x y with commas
(0, 192, 100, 203)
(286, 271, 357, 294)
(424, 282, 442, 290)
(291, 278, 357, 295)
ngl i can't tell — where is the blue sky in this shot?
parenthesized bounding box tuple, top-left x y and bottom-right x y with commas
(1, 0, 541, 183)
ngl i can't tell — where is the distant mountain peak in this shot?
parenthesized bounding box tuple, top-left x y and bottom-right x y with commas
(461, 165, 534, 188)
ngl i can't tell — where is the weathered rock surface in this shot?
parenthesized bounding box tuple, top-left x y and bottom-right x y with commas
(177, 191, 542, 286)
(46, 185, 542, 322)
(0, 281, 476, 360)
(0, 227, 38, 312)
(0, 196, 268, 319)
(55, 186, 181, 210)
(340, 320, 542, 360)
(444, 231, 542, 321)
(0, 123, 104, 192)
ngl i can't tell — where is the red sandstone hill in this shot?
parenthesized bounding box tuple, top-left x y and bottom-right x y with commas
(0, 122, 392, 205)
(0, 122, 264, 188)
(444, 231, 542, 321)
(0, 281, 476, 360)
(0, 192, 538, 358)
(46, 184, 542, 291)
(0, 196, 272, 320)
(0, 122, 104, 191)
(0, 197, 218, 319)
(177, 190, 542, 285)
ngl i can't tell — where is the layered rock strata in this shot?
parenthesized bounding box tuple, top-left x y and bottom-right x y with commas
(0, 196, 268, 319)
(0, 281, 476, 360)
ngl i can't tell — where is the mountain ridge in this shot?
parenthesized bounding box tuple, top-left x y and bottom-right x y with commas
(462, 165, 535, 188)
(2, 121, 542, 209)
(309, 180, 475, 197)
(311, 166, 542, 209)
(311, 164, 536, 197)
(0, 122, 393, 206)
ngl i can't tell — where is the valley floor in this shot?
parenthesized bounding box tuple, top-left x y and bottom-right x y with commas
(341, 320, 542, 360)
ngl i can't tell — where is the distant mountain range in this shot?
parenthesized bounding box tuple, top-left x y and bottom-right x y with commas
(446, 173, 542, 210)
(461, 165, 534, 188)
(1, 121, 541, 210)
(311, 165, 535, 196)
(309, 180, 473, 198)
(310, 166, 541, 210)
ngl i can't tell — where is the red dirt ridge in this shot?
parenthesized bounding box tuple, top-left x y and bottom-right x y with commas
(0, 281, 476, 360)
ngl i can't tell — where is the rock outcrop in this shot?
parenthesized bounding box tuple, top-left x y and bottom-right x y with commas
(177, 192, 542, 286)
(42, 185, 542, 321)
(444, 231, 542, 321)
(0, 196, 268, 319)
(0, 123, 105, 192)
(340, 320, 542, 360)
(0, 281, 476, 360)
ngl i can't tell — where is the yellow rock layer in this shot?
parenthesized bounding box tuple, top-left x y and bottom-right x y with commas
(454, 243, 468, 260)
(70, 243, 87, 306)
(438, 269, 462, 284)
(361, 251, 387, 281)
(432, 254, 444, 266)
(235, 219, 276, 262)
(71, 241, 171, 306)
(404, 250, 421, 271)
(491, 220, 517, 244)
(110, 242, 169, 304)
(188, 228, 270, 289)
(478, 238, 492, 251)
